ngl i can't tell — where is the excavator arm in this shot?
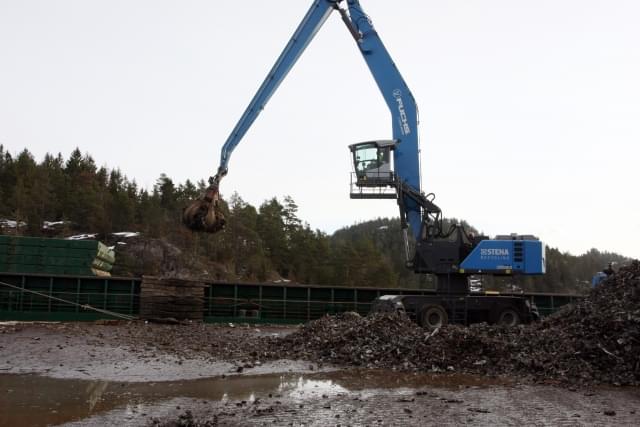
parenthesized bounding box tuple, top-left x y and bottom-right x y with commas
(183, 0, 430, 240)
(216, 1, 336, 179)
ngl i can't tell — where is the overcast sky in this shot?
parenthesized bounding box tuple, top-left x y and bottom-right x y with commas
(1, 0, 638, 258)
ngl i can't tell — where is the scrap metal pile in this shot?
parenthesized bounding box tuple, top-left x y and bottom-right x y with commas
(519, 260, 640, 385)
(268, 261, 640, 385)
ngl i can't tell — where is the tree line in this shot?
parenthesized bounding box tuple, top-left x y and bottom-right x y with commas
(0, 146, 629, 293)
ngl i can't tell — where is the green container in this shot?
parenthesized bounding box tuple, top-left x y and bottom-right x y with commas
(45, 266, 67, 275)
(40, 257, 83, 267)
(0, 237, 115, 276)
(4, 264, 44, 274)
(1, 255, 42, 264)
(8, 246, 41, 255)
(62, 267, 96, 276)
(4, 236, 45, 247)
(39, 239, 66, 248)
(68, 240, 100, 250)
(40, 248, 97, 258)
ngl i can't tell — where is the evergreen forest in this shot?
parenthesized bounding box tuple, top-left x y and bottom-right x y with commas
(0, 146, 629, 293)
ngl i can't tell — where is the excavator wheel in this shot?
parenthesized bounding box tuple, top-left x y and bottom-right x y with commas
(497, 308, 521, 327)
(182, 187, 226, 233)
(418, 304, 448, 330)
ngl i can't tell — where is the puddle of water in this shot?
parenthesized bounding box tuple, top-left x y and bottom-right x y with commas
(0, 370, 508, 426)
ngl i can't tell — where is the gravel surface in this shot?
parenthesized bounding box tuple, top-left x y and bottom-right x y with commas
(66, 383, 640, 427)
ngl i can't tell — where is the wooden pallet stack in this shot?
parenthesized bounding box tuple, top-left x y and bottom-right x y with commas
(140, 276, 206, 321)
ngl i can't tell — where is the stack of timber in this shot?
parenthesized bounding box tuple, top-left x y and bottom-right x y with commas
(0, 236, 115, 276)
(140, 276, 206, 321)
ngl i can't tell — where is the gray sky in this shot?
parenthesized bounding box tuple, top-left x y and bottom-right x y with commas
(1, 0, 639, 258)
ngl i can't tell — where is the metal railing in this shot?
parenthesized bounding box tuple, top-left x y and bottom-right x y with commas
(0, 273, 139, 320)
(349, 172, 397, 199)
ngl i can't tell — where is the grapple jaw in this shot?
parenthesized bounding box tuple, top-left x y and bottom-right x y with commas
(182, 185, 226, 233)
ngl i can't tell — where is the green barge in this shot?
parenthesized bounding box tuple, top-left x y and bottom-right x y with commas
(0, 272, 581, 323)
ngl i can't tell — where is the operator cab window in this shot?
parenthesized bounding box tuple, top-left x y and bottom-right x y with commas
(354, 143, 379, 173)
(350, 140, 396, 187)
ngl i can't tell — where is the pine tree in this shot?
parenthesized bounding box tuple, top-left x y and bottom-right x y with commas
(0, 146, 15, 218)
(257, 198, 289, 277)
(13, 150, 39, 235)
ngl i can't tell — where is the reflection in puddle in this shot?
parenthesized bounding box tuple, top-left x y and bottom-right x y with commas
(0, 370, 506, 426)
(86, 380, 109, 412)
(284, 377, 348, 401)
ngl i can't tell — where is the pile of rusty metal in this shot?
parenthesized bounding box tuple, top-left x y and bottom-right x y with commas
(271, 311, 426, 368)
(515, 260, 640, 385)
(270, 261, 640, 385)
(140, 276, 206, 321)
(269, 310, 516, 374)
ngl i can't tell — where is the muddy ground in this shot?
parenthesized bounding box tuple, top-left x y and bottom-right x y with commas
(0, 321, 312, 382)
(1, 321, 639, 426)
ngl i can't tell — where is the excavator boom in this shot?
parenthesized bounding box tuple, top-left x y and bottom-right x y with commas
(183, 0, 425, 237)
(183, 0, 336, 233)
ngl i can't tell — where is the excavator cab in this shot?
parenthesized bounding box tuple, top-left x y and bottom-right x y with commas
(350, 140, 396, 184)
(349, 140, 397, 199)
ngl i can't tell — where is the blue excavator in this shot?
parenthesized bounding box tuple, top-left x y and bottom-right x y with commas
(183, 0, 546, 327)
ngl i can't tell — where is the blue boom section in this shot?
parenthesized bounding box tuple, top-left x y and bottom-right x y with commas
(346, 0, 422, 238)
(214, 0, 423, 239)
(460, 240, 546, 275)
(217, 0, 335, 175)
